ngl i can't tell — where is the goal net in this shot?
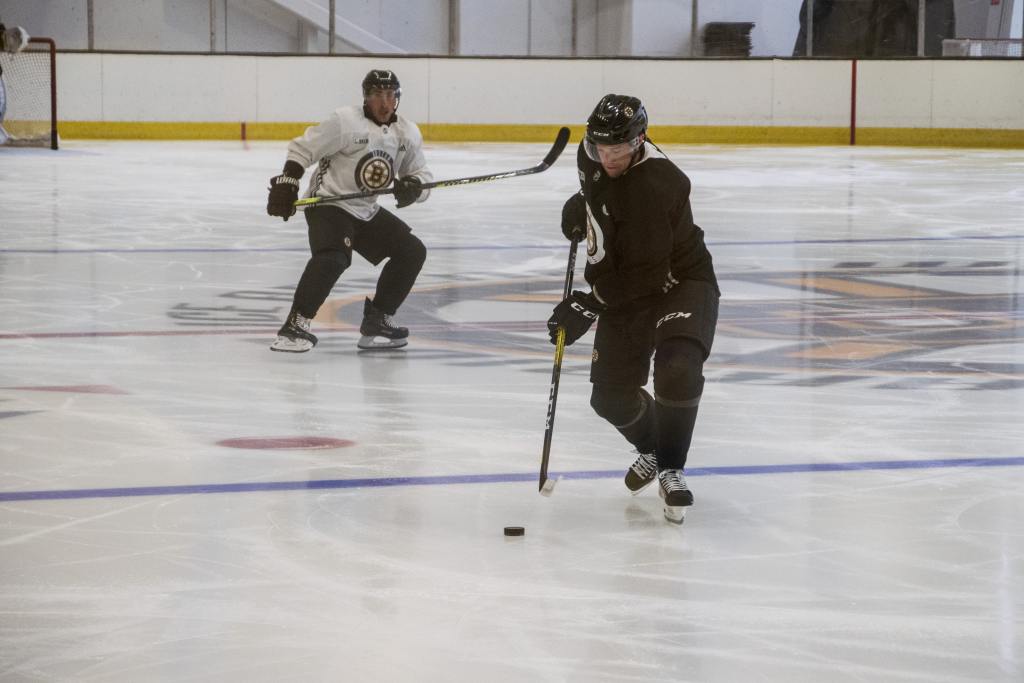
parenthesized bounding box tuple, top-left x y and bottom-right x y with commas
(0, 37, 58, 149)
(942, 38, 1024, 58)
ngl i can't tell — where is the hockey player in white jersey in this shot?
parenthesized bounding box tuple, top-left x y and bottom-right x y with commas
(267, 69, 433, 351)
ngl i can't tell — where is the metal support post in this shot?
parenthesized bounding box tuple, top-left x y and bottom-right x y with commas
(691, 0, 699, 57)
(329, 0, 336, 54)
(806, 0, 814, 57)
(917, 0, 926, 56)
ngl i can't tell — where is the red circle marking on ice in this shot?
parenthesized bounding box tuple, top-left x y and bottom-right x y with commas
(216, 437, 356, 450)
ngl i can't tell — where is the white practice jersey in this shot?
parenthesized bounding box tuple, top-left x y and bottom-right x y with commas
(286, 105, 433, 220)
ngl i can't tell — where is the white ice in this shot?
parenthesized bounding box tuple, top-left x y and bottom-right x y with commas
(1, 139, 1022, 682)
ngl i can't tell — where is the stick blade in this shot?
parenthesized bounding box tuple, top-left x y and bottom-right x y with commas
(539, 476, 559, 497)
(542, 127, 571, 168)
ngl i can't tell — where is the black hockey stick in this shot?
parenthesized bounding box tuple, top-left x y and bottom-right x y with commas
(294, 126, 571, 208)
(539, 236, 580, 496)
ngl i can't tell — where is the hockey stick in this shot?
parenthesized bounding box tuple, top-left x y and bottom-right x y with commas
(294, 126, 571, 208)
(539, 236, 580, 496)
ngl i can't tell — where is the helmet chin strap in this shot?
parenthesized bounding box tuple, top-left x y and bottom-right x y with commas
(612, 140, 646, 176)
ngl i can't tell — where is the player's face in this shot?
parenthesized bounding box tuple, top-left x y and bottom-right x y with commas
(364, 88, 399, 125)
(594, 137, 642, 178)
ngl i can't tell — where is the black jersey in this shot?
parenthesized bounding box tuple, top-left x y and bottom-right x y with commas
(577, 141, 718, 310)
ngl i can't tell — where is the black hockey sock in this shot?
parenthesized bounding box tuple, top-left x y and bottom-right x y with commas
(616, 390, 657, 454)
(371, 235, 426, 315)
(591, 385, 657, 454)
(291, 252, 348, 318)
(652, 337, 707, 469)
(654, 398, 699, 470)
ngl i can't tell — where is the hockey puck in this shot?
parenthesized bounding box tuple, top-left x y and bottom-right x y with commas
(503, 526, 525, 537)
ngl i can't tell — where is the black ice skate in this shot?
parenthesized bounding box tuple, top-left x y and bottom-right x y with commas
(624, 450, 658, 494)
(357, 297, 409, 350)
(658, 469, 693, 525)
(270, 310, 318, 353)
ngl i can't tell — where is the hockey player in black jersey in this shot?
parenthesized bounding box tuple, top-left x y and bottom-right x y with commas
(547, 94, 720, 524)
(266, 69, 432, 352)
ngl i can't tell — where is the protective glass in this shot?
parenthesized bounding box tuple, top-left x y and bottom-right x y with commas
(583, 135, 643, 164)
(365, 87, 400, 103)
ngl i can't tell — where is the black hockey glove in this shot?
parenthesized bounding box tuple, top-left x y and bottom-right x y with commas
(547, 290, 606, 346)
(394, 176, 423, 209)
(561, 192, 587, 241)
(267, 160, 304, 221)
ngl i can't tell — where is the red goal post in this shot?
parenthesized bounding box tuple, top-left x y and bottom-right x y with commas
(0, 36, 58, 150)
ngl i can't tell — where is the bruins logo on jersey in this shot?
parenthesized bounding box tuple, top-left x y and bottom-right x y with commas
(354, 149, 394, 192)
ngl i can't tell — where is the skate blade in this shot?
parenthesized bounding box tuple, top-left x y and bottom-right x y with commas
(663, 505, 687, 525)
(357, 335, 409, 350)
(270, 338, 314, 353)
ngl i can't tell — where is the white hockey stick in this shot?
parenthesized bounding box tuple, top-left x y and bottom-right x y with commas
(294, 127, 571, 209)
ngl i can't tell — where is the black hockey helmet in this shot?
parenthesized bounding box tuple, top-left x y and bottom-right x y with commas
(584, 94, 647, 161)
(362, 69, 401, 99)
